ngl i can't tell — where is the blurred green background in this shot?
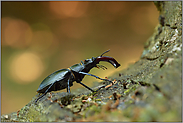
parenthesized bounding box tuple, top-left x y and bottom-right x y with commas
(1, 1, 158, 114)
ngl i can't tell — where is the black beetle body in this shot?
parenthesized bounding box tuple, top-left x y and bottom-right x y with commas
(35, 50, 120, 103)
(37, 69, 72, 93)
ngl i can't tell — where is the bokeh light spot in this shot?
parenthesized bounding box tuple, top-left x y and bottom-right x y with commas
(2, 17, 32, 48)
(10, 52, 44, 84)
(106, 2, 126, 14)
(49, 1, 88, 18)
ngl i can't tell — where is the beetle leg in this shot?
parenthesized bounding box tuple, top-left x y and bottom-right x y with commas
(76, 81, 95, 92)
(95, 85, 106, 91)
(67, 79, 71, 93)
(79, 72, 113, 83)
(35, 93, 46, 104)
(77, 81, 106, 92)
(35, 82, 54, 104)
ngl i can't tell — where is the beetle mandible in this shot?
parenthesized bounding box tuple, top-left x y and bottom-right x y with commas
(35, 49, 120, 103)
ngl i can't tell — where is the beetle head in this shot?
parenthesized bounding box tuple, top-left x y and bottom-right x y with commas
(81, 57, 97, 72)
(81, 57, 96, 65)
(81, 50, 120, 72)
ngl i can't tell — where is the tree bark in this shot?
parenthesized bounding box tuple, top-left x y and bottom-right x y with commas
(1, 1, 182, 122)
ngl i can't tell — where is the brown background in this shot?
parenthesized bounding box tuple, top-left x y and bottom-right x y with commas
(1, 1, 158, 114)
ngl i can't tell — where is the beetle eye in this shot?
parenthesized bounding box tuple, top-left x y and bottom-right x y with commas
(84, 59, 89, 64)
(92, 57, 95, 61)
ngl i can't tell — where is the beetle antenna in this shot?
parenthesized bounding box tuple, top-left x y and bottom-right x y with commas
(100, 49, 110, 56)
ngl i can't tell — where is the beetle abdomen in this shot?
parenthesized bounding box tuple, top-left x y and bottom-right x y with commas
(37, 69, 72, 93)
(37, 78, 74, 93)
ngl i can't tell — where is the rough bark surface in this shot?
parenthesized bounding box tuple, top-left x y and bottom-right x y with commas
(1, 1, 182, 122)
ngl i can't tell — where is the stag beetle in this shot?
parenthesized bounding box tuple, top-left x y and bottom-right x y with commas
(35, 50, 120, 103)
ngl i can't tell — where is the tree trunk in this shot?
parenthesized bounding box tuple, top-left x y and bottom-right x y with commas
(1, 1, 182, 122)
